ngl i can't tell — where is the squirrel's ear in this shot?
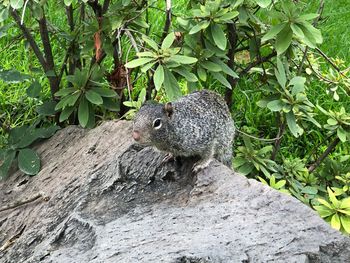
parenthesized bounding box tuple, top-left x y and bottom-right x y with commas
(164, 102, 173, 118)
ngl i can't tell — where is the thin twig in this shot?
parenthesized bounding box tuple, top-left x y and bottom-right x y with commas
(0, 192, 49, 213)
(10, 9, 47, 69)
(271, 114, 286, 160)
(225, 22, 238, 107)
(239, 51, 277, 77)
(297, 0, 324, 75)
(237, 129, 284, 142)
(161, 0, 172, 42)
(315, 47, 348, 78)
(308, 137, 340, 173)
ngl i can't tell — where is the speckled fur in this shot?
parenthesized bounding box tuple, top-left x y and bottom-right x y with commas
(133, 90, 235, 168)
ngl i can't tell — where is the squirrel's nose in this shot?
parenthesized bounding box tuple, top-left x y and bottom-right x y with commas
(132, 131, 140, 141)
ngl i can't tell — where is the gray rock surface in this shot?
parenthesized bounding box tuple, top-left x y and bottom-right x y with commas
(0, 121, 349, 263)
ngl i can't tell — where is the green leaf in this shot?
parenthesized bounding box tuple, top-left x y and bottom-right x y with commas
(172, 67, 198, 82)
(211, 72, 231, 89)
(340, 215, 350, 233)
(286, 111, 299, 137)
(313, 205, 334, 218)
(161, 32, 175, 49)
(78, 97, 89, 128)
(136, 51, 155, 57)
(36, 100, 57, 116)
(267, 100, 284, 112)
(163, 68, 182, 100)
(102, 97, 120, 112)
(189, 20, 210, 34)
(10, 0, 24, 10)
(197, 66, 207, 81)
(142, 35, 159, 51)
(15, 126, 60, 148)
(297, 13, 319, 21)
(154, 64, 165, 91)
(290, 23, 305, 39)
(210, 57, 239, 78)
(331, 214, 341, 230)
(337, 126, 347, 143)
(125, 58, 155, 68)
(255, 0, 271, 8)
(211, 24, 226, 50)
(85, 90, 103, 105)
(275, 58, 286, 87)
(0, 68, 31, 83)
(66, 93, 81, 107)
(261, 23, 286, 42)
(218, 11, 239, 21)
(55, 87, 76, 97)
(0, 150, 16, 179)
(232, 157, 247, 167)
(0, 8, 9, 23)
(238, 162, 254, 176)
(201, 61, 222, 72)
(317, 198, 334, 210)
(18, 148, 40, 176)
(26, 80, 42, 98)
(290, 76, 306, 95)
(59, 106, 75, 122)
(64, 0, 73, 5)
(9, 125, 29, 144)
(297, 23, 321, 48)
(91, 87, 117, 97)
(141, 61, 157, 73)
(169, 55, 197, 64)
(328, 187, 341, 208)
(275, 24, 293, 55)
(340, 197, 350, 209)
(299, 22, 322, 44)
(274, 179, 286, 189)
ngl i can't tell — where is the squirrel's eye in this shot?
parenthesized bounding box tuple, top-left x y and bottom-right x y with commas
(153, 118, 162, 129)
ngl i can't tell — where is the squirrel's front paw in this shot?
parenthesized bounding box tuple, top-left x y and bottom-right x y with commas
(192, 158, 214, 173)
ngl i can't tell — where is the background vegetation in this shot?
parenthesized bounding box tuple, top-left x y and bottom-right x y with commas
(0, 0, 349, 234)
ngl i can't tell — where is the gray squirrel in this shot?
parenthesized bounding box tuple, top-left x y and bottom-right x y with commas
(132, 90, 235, 172)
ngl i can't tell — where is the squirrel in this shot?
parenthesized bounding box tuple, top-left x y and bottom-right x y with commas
(132, 90, 235, 172)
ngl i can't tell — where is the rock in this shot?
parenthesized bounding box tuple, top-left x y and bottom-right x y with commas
(0, 121, 349, 263)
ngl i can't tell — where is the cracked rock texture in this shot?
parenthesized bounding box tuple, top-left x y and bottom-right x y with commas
(0, 121, 350, 263)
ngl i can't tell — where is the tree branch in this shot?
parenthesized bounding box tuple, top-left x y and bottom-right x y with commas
(10, 9, 46, 70)
(308, 137, 340, 173)
(38, 11, 60, 97)
(271, 113, 286, 160)
(161, 0, 172, 42)
(297, 0, 324, 75)
(239, 51, 277, 77)
(225, 23, 238, 107)
(102, 0, 111, 14)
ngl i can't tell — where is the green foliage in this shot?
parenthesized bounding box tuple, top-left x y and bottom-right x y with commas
(258, 175, 289, 195)
(0, 125, 60, 179)
(233, 136, 277, 178)
(122, 88, 146, 120)
(314, 187, 350, 234)
(318, 105, 350, 143)
(54, 65, 119, 127)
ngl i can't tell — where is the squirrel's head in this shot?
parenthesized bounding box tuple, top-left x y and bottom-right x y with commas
(132, 101, 174, 145)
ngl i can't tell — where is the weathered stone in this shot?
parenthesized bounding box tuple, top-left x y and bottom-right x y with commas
(0, 121, 349, 263)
